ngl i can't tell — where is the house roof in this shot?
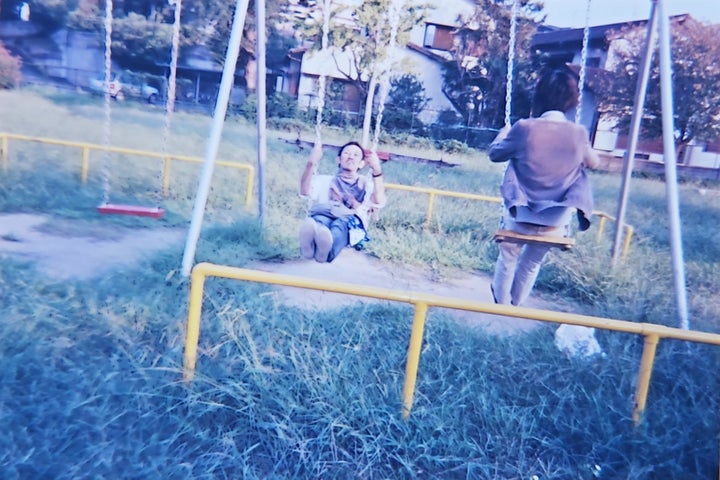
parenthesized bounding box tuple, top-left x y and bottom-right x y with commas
(406, 42, 452, 63)
(532, 14, 690, 49)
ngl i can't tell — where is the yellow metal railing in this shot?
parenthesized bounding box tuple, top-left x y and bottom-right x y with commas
(183, 262, 720, 425)
(384, 182, 634, 259)
(0, 132, 255, 206)
(0, 132, 633, 255)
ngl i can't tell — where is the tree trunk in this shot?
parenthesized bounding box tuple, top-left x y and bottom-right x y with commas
(245, 58, 257, 91)
(361, 74, 378, 147)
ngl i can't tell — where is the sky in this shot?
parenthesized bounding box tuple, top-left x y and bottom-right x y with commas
(540, 0, 720, 28)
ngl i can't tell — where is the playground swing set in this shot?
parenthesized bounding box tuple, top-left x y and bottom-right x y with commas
(175, 0, 700, 430)
(489, 0, 594, 252)
(299, 6, 390, 246)
(95, 0, 183, 220)
(170, 0, 687, 326)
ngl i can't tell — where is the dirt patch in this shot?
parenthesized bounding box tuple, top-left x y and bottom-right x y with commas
(0, 213, 185, 280)
(250, 249, 546, 335)
(1, 213, 545, 335)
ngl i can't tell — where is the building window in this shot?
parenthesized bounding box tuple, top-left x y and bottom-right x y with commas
(423, 23, 454, 51)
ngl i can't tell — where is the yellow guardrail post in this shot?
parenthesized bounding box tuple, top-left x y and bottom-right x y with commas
(81, 146, 90, 183)
(402, 302, 429, 419)
(1, 135, 8, 172)
(184, 266, 208, 381)
(426, 191, 436, 225)
(623, 225, 634, 260)
(245, 166, 255, 206)
(162, 156, 172, 196)
(596, 213, 607, 242)
(633, 333, 660, 425)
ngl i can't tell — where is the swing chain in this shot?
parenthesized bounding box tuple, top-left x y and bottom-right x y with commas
(314, 0, 332, 150)
(159, 0, 183, 200)
(504, 0, 519, 127)
(575, 0, 592, 125)
(101, 0, 114, 205)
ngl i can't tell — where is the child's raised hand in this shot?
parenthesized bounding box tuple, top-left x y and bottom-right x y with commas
(309, 143, 323, 164)
(365, 150, 382, 174)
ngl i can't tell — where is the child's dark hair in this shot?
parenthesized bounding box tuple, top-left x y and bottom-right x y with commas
(337, 141, 365, 157)
(531, 68, 580, 117)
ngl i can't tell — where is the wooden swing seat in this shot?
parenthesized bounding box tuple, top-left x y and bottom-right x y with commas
(97, 203, 165, 219)
(493, 229, 574, 250)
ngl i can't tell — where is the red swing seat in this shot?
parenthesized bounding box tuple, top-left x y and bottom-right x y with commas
(97, 203, 165, 219)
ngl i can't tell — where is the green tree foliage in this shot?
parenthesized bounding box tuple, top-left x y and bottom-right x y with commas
(26, 0, 72, 29)
(328, 0, 424, 144)
(598, 17, 720, 150)
(445, 0, 542, 128)
(383, 74, 430, 133)
(111, 12, 173, 70)
(0, 42, 22, 89)
(179, 0, 292, 91)
(67, 0, 102, 31)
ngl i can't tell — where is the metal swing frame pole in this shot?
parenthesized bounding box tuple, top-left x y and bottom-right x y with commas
(610, 1, 658, 266)
(610, 0, 689, 329)
(181, 0, 251, 277)
(257, 0, 267, 226)
(656, 0, 689, 329)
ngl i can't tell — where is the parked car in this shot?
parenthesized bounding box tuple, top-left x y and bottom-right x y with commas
(88, 71, 160, 104)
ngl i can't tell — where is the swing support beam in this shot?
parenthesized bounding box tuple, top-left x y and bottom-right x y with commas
(181, 0, 251, 277)
(610, 0, 689, 329)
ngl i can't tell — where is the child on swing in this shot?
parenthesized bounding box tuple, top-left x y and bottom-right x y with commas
(299, 141, 386, 263)
(488, 67, 600, 306)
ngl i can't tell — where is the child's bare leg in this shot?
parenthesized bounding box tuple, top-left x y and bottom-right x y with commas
(314, 224, 333, 262)
(299, 218, 317, 259)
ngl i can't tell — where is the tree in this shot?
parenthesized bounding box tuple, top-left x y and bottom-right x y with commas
(111, 12, 173, 70)
(0, 42, 22, 89)
(445, 0, 542, 129)
(179, 0, 291, 92)
(598, 17, 720, 154)
(25, 0, 73, 30)
(325, 0, 424, 145)
(383, 74, 430, 133)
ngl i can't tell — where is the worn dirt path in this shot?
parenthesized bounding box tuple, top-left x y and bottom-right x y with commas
(0, 213, 185, 280)
(1, 213, 544, 335)
(249, 249, 546, 335)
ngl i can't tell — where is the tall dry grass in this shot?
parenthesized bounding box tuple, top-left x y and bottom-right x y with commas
(1, 87, 718, 478)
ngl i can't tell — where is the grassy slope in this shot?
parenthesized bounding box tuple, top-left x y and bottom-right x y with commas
(0, 88, 718, 478)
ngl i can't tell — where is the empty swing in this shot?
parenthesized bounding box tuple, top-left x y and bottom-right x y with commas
(491, 0, 592, 251)
(95, 0, 167, 220)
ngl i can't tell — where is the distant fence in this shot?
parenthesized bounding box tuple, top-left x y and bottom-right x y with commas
(598, 153, 720, 182)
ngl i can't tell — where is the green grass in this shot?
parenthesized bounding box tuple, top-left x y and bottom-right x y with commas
(1, 88, 719, 478)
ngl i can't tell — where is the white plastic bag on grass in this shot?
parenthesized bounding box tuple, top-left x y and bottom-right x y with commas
(554, 324, 603, 358)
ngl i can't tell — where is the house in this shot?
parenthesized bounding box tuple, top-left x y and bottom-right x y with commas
(281, 0, 476, 125)
(532, 15, 720, 169)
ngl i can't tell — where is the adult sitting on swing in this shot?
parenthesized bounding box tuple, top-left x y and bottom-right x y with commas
(488, 67, 600, 306)
(299, 141, 386, 263)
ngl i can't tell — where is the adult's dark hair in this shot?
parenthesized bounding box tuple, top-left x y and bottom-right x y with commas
(530, 68, 580, 117)
(337, 141, 365, 157)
